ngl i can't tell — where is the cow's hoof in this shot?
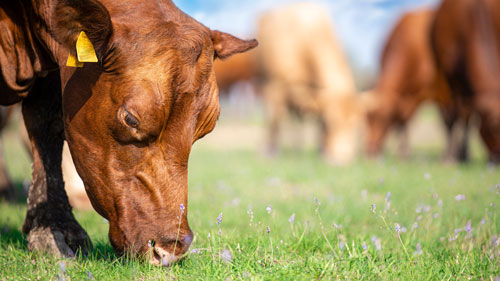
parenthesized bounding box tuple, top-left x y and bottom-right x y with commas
(26, 226, 93, 258)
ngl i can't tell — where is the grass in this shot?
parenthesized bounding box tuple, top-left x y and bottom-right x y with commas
(0, 107, 499, 280)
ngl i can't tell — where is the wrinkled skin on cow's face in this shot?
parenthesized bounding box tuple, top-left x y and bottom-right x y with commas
(27, 0, 257, 265)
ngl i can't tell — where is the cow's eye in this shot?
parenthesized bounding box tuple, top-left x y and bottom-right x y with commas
(124, 111, 139, 128)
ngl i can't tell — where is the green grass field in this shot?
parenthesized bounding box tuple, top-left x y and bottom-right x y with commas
(0, 106, 499, 280)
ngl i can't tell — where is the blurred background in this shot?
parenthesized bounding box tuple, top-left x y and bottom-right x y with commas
(0, 0, 497, 208)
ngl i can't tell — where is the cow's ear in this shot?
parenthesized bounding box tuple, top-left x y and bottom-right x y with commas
(211, 30, 258, 60)
(51, 0, 112, 60)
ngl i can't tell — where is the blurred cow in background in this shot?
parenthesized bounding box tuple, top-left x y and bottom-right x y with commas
(366, 9, 468, 161)
(214, 50, 257, 96)
(257, 3, 362, 164)
(432, 0, 500, 164)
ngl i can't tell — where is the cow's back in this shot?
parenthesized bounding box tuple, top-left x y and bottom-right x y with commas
(257, 3, 355, 95)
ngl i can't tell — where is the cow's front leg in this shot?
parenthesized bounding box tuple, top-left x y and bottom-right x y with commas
(21, 72, 92, 257)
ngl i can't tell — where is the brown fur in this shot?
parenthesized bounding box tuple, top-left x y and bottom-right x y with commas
(256, 3, 362, 164)
(0, 0, 257, 264)
(431, 0, 500, 163)
(365, 9, 469, 161)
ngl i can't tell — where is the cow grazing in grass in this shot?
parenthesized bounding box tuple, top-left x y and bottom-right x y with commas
(365, 9, 469, 161)
(257, 3, 362, 164)
(0, 0, 257, 265)
(431, 0, 500, 164)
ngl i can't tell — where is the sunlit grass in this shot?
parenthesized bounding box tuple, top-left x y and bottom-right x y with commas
(0, 106, 499, 280)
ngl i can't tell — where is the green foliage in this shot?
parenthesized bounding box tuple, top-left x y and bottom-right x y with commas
(0, 110, 499, 280)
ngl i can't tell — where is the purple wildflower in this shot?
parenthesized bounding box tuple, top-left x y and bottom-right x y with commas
(455, 194, 466, 201)
(464, 220, 472, 234)
(395, 223, 401, 233)
(339, 241, 345, 251)
(362, 242, 368, 251)
(180, 204, 185, 214)
(87, 271, 94, 280)
(374, 239, 382, 251)
(481, 218, 486, 224)
(333, 223, 342, 230)
(266, 226, 271, 234)
(433, 213, 439, 219)
(216, 212, 223, 225)
(413, 222, 418, 230)
(385, 192, 391, 201)
(414, 242, 423, 255)
(314, 197, 320, 206)
(370, 204, 376, 213)
(207, 233, 211, 239)
(437, 199, 443, 207)
(288, 213, 295, 224)
(371, 235, 377, 243)
(147, 240, 152, 248)
(266, 205, 272, 214)
(58, 261, 66, 273)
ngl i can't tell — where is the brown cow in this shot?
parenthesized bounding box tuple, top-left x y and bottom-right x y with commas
(366, 9, 468, 161)
(257, 3, 362, 164)
(0, 0, 256, 265)
(431, 0, 500, 163)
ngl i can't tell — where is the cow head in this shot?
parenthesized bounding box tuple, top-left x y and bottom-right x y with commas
(44, 0, 257, 265)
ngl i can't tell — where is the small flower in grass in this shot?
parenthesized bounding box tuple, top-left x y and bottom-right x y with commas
(395, 223, 401, 233)
(216, 212, 223, 225)
(87, 271, 94, 280)
(190, 248, 202, 254)
(433, 213, 439, 219)
(416, 215, 422, 221)
(423, 205, 431, 213)
(481, 218, 486, 224)
(375, 239, 382, 251)
(455, 194, 466, 201)
(437, 199, 443, 207)
(180, 204, 185, 214)
(220, 249, 233, 263)
(370, 204, 376, 213)
(400, 226, 407, 233)
(207, 233, 211, 239)
(416, 205, 423, 213)
(413, 222, 418, 230)
(147, 240, 152, 248)
(58, 261, 66, 273)
(339, 241, 345, 251)
(266, 226, 271, 235)
(464, 220, 472, 236)
(266, 205, 272, 214)
(333, 223, 342, 230)
(385, 192, 391, 201)
(454, 228, 462, 234)
(314, 197, 320, 206)
(362, 242, 368, 251)
(414, 242, 423, 256)
(288, 213, 295, 224)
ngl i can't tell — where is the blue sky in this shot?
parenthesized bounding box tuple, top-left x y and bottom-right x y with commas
(175, 0, 439, 71)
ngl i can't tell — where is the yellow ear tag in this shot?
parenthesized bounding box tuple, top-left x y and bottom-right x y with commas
(66, 31, 98, 67)
(66, 53, 84, 67)
(76, 31, 98, 62)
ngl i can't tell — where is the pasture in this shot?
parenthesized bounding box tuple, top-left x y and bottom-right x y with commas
(0, 105, 499, 280)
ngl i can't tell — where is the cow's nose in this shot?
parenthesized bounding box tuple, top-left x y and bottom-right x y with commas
(148, 232, 194, 267)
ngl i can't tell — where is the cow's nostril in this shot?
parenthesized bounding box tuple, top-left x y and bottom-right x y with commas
(150, 246, 175, 267)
